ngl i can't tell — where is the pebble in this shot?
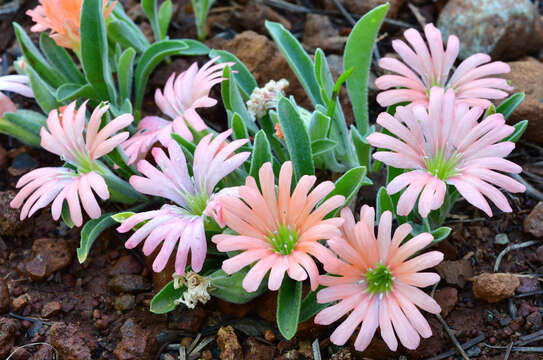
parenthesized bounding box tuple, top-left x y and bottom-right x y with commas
(473, 273, 520, 303)
(435, 259, 474, 288)
(168, 306, 206, 333)
(109, 255, 143, 276)
(8, 153, 38, 177)
(29, 345, 55, 360)
(303, 13, 346, 53)
(526, 311, 542, 330)
(113, 319, 158, 360)
(0, 279, 9, 313)
(41, 301, 61, 318)
(0, 317, 19, 358)
(108, 275, 151, 294)
(437, 0, 542, 60)
(113, 294, 136, 311)
(524, 201, 543, 236)
(264, 329, 275, 342)
(25, 238, 72, 281)
(494, 233, 509, 245)
(245, 336, 276, 360)
(49, 322, 97, 360)
(434, 287, 458, 317)
(517, 277, 541, 294)
(216, 326, 242, 360)
(11, 294, 29, 312)
(0, 190, 32, 236)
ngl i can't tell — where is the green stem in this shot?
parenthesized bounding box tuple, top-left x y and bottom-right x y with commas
(423, 217, 432, 233)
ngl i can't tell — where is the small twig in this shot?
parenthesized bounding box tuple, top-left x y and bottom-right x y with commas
(511, 174, 543, 201)
(494, 240, 539, 272)
(435, 314, 471, 360)
(332, 0, 355, 25)
(517, 329, 543, 346)
(312, 339, 322, 360)
(407, 2, 426, 27)
(504, 341, 514, 360)
(425, 334, 486, 360)
(6, 342, 58, 360)
(514, 290, 543, 298)
(484, 344, 543, 353)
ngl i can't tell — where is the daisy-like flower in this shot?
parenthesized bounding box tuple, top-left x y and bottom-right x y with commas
(367, 87, 525, 218)
(10, 101, 133, 226)
(26, 0, 116, 51)
(315, 206, 443, 351)
(117, 130, 249, 275)
(375, 23, 512, 108)
(122, 58, 233, 165)
(0, 73, 34, 116)
(211, 161, 345, 292)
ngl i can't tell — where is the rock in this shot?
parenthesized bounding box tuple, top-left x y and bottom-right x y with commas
(331, 348, 352, 360)
(108, 275, 151, 294)
(41, 301, 62, 318)
(221, 31, 311, 109)
(298, 341, 313, 359)
(525, 201, 543, 236)
(437, 0, 542, 60)
(11, 294, 29, 312)
(435, 259, 473, 288)
(526, 311, 542, 330)
(8, 153, 38, 177)
(49, 322, 97, 360)
(233, 2, 291, 34)
(25, 238, 72, 281)
(168, 306, 206, 332)
(244, 337, 276, 360)
(29, 345, 55, 360)
(113, 319, 158, 360)
(0, 317, 19, 358)
(503, 58, 543, 143)
(0, 279, 9, 313)
(109, 255, 143, 276)
(473, 273, 520, 303)
(325, 0, 405, 18)
(113, 294, 136, 311)
(494, 233, 509, 245)
(303, 14, 346, 53)
(0, 190, 33, 236)
(217, 326, 243, 360)
(255, 291, 277, 323)
(10, 348, 31, 360)
(434, 287, 458, 317)
(517, 277, 541, 294)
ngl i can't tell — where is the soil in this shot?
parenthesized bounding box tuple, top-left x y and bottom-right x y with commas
(1, 0, 543, 359)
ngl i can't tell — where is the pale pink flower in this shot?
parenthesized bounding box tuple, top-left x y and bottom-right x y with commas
(211, 161, 345, 292)
(375, 23, 512, 108)
(0, 73, 34, 116)
(367, 87, 525, 218)
(10, 101, 133, 226)
(117, 130, 249, 275)
(122, 58, 233, 165)
(315, 206, 443, 351)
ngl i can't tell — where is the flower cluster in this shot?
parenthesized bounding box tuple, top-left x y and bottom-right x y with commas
(247, 79, 289, 119)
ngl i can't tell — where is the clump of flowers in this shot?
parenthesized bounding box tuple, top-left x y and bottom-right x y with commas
(10, 101, 132, 226)
(0, 72, 34, 116)
(117, 130, 249, 275)
(247, 79, 289, 119)
(315, 206, 443, 351)
(375, 23, 513, 108)
(27, 0, 116, 51)
(367, 87, 525, 217)
(211, 161, 345, 292)
(122, 58, 232, 165)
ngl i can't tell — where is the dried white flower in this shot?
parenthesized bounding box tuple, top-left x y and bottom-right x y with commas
(173, 271, 211, 309)
(246, 79, 289, 119)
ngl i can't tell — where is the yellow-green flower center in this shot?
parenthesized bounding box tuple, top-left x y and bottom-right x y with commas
(365, 263, 393, 294)
(424, 148, 460, 181)
(269, 225, 298, 255)
(185, 191, 210, 216)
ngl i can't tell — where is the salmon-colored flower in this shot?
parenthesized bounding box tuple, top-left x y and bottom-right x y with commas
(122, 58, 233, 165)
(211, 161, 345, 292)
(367, 87, 525, 217)
(0, 73, 34, 116)
(117, 130, 249, 275)
(375, 23, 512, 108)
(11, 101, 133, 226)
(315, 206, 443, 351)
(26, 0, 116, 51)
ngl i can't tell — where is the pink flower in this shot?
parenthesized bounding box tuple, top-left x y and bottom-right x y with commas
(10, 101, 133, 226)
(211, 161, 345, 292)
(375, 23, 512, 108)
(367, 87, 525, 217)
(117, 130, 249, 275)
(0, 74, 34, 116)
(121, 58, 233, 165)
(315, 206, 443, 351)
